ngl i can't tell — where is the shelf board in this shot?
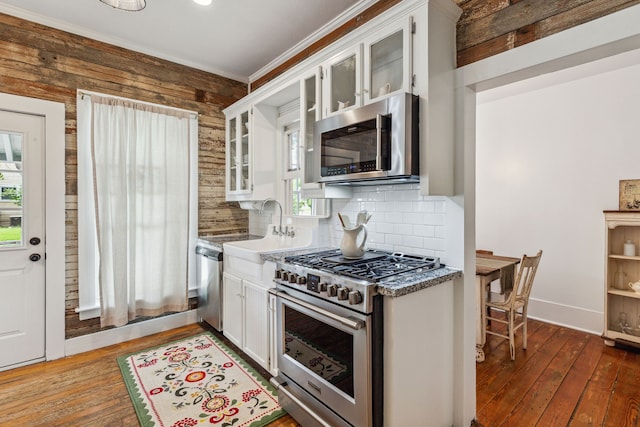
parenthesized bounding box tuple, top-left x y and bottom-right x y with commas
(605, 329, 640, 344)
(607, 288, 640, 298)
(608, 254, 640, 261)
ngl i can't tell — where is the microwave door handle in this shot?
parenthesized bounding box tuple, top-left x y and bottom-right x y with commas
(376, 114, 382, 170)
(273, 290, 365, 331)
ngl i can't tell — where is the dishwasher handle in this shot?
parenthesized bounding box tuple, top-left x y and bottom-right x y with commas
(195, 246, 223, 261)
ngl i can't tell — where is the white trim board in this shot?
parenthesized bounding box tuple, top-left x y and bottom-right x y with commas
(65, 310, 198, 356)
(0, 92, 66, 363)
(528, 298, 603, 336)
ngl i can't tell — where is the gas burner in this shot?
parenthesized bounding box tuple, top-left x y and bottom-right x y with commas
(284, 249, 440, 282)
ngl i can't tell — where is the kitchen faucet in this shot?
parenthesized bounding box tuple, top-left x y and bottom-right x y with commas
(259, 198, 283, 236)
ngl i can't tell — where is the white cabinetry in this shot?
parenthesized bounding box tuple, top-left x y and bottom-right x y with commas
(362, 16, 413, 104)
(321, 16, 413, 118)
(301, 69, 352, 199)
(322, 45, 362, 117)
(225, 109, 251, 200)
(603, 211, 640, 348)
(224, 0, 461, 197)
(222, 257, 273, 370)
(225, 104, 277, 202)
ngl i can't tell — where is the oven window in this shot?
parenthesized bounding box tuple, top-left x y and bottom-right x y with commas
(283, 305, 354, 397)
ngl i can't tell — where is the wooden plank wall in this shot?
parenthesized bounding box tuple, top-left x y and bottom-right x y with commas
(456, 0, 640, 67)
(0, 13, 248, 338)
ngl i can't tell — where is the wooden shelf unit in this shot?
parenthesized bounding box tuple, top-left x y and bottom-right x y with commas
(603, 210, 640, 347)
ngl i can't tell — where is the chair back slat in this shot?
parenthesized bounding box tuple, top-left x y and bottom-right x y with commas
(506, 250, 543, 306)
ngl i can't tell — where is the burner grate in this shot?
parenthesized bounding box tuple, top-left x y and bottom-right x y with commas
(284, 249, 440, 282)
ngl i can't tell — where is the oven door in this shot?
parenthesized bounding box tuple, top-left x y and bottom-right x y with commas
(271, 287, 373, 427)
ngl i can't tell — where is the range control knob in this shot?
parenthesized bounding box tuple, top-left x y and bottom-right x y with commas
(274, 269, 282, 279)
(282, 271, 290, 281)
(289, 273, 298, 283)
(319, 282, 328, 292)
(297, 276, 307, 285)
(327, 284, 338, 297)
(348, 290, 363, 305)
(337, 287, 350, 301)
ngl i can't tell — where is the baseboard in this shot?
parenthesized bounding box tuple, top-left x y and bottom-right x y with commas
(64, 309, 198, 356)
(527, 298, 603, 335)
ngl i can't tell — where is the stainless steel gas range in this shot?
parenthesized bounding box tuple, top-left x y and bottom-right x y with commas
(269, 248, 441, 427)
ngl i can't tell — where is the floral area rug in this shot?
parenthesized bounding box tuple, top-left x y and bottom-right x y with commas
(284, 332, 347, 381)
(117, 332, 286, 427)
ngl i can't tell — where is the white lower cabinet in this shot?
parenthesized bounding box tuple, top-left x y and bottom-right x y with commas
(222, 271, 270, 370)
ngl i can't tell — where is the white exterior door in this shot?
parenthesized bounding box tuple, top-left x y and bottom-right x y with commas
(0, 110, 45, 369)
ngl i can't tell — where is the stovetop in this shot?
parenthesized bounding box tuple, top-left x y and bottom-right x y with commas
(283, 249, 440, 282)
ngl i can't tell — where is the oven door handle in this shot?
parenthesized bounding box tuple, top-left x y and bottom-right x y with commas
(271, 289, 365, 330)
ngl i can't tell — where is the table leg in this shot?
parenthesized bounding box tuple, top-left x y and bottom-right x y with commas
(476, 276, 486, 362)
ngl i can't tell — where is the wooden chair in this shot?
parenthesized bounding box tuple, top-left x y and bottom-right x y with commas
(485, 250, 542, 360)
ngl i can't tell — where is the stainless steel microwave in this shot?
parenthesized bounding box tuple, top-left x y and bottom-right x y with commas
(311, 92, 419, 184)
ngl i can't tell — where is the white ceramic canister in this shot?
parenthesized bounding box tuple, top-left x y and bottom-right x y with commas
(624, 240, 636, 257)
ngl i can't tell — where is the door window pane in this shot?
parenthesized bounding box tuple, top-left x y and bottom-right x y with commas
(0, 132, 23, 246)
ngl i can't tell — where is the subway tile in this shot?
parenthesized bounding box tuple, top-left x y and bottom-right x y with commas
(412, 200, 436, 213)
(404, 235, 424, 248)
(413, 224, 435, 237)
(402, 212, 423, 224)
(392, 223, 412, 235)
(385, 234, 404, 245)
(423, 213, 445, 226)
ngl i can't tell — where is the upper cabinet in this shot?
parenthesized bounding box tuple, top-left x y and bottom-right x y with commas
(362, 17, 413, 105)
(226, 109, 251, 197)
(301, 68, 352, 199)
(321, 17, 413, 118)
(225, 103, 278, 202)
(224, 0, 462, 200)
(322, 45, 362, 117)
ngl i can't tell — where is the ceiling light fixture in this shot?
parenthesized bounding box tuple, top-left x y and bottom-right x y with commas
(193, 0, 212, 5)
(99, 0, 146, 11)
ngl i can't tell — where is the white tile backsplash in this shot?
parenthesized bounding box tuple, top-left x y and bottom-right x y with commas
(245, 183, 448, 259)
(329, 183, 447, 258)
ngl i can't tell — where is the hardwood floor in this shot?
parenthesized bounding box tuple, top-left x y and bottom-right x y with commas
(0, 323, 299, 427)
(476, 316, 640, 426)
(0, 319, 637, 426)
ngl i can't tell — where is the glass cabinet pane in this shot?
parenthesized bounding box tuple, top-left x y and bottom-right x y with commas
(303, 75, 317, 184)
(240, 111, 249, 191)
(228, 117, 237, 192)
(369, 29, 403, 100)
(330, 54, 357, 114)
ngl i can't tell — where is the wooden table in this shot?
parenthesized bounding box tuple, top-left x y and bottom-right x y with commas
(475, 253, 520, 362)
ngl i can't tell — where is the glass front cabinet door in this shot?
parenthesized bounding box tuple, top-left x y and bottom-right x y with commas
(322, 45, 362, 117)
(226, 109, 251, 199)
(363, 16, 413, 104)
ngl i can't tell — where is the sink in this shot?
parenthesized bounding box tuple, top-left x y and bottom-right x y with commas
(223, 225, 314, 263)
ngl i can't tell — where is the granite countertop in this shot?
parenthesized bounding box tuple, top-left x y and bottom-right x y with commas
(197, 233, 262, 252)
(261, 248, 463, 298)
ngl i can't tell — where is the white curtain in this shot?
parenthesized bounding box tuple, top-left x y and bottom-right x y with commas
(84, 94, 192, 327)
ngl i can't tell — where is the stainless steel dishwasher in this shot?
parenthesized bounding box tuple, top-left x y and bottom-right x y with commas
(196, 241, 223, 331)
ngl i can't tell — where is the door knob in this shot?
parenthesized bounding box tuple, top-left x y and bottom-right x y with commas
(29, 237, 41, 245)
(30, 253, 41, 262)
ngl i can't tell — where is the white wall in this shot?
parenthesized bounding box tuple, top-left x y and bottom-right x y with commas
(476, 53, 640, 334)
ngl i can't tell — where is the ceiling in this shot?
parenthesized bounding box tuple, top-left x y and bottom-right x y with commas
(0, 0, 372, 82)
